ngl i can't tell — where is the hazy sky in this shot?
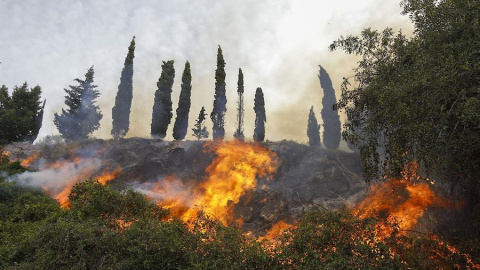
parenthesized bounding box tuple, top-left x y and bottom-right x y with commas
(0, 0, 413, 144)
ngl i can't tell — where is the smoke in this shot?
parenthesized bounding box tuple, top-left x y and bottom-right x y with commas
(0, 0, 413, 143)
(11, 157, 103, 195)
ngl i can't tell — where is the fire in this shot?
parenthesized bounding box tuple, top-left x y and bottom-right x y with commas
(352, 162, 436, 237)
(96, 166, 123, 185)
(20, 152, 39, 167)
(259, 220, 294, 241)
(148, 140, 278, 226)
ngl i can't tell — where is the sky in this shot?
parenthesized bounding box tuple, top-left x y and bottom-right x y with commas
(0, 0, 413, 145)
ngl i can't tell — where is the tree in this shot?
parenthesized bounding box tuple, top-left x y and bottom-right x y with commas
(192, 107, 209, 140)
(111, 36, 135, 140)
(329, 0, 480, 194)
(233, 68, 245, 140)
(172, 61, 192, 140)
(151, 60, 175, 138)
(0, 83, 45, 144)
(211, 46, 227, 140)
(319, 65, 341, 150)
(307, 106, 321, 147)
(253, 87, 266, 142)
(54, 67, 103, 141)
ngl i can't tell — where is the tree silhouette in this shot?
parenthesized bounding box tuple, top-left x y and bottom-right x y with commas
(307, 106, 321, 147)
(54, 66, 102, 141)
(111, 36, 135, 140)
(172, 61, 192, 140)
(319, 65, 341, 149)
(233, 68, 245, 140)
(211, 46, 227, 140)
(253, 87, 266, 142)
(151, 60, 175, 138)
(192, 106, 209, 140)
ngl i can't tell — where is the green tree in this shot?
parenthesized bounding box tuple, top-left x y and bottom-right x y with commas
(172, 61, 192, 140)
(253, 87, 266, 142)
(329, 0, 480, 198)
(307, 106, 321, 147)
(0, 83, 45, 144)
(54, 67, 103, 141)
(192, 106, 209, 140)
(211, 46, 227, 140)
(111, 36, 135, 140)
(151, 60, 175, 139)
(319, 65, 341, 150)
(233, 68, 245, 140)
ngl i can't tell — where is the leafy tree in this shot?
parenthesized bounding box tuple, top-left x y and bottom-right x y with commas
(233, 68, 245, 140)
(253, 87, 266, 142)
(319, 65, 341, 150)
(172, 61, 192, 140)
(329, 0, 480, 200)
(192, 106, 209, 140)
(211, 46, 227, 140)
(54, 67, 103, 141)
(151, 60, 175, 138)
(111, 36, 135, 140)
(307, 106, 321, 147)
(0, 83, 45, 144)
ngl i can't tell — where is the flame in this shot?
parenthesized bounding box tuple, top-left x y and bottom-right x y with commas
(259, 220, 294, 241)
(147, 140, 278, 226)
(96, 166, 123, 185)
(20, 152, 39, 167)
(352, 162, 435, 237)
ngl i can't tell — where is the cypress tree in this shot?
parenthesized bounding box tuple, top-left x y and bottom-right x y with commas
(151, 60, 175, 138)
(307, 106, 321, 147)
(172, 61, 192, 140)
(54, 66, 103, 141)
(233, 68, 245, 140)
(111, 36, 135, 140)
(210, 46, 227, 140)
(0, 83, 45, 144)
(319, 65, 341, 149)
(192, 106, 209, 140)
(253, 87, 266, 142)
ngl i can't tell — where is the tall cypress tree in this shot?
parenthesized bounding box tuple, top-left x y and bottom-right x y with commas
(319, 65, 341, 149)
(210, 46, 227, 140)
(172, 61, 192, 140)
(151, 60, 175, 138)
(0, 83, 45, 144)
(253, 87, 266, 142)
(111, 36, 135, 140)
(192, 106, 209, 140)
(54, 66, 103, 141)
(233, 68, 245, 140)
(307, 106, 321, 147)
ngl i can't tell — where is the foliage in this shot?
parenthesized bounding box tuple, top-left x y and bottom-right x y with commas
(319, 66, 341, 150)
(0, 83, 45, 144)
(192, 106, 209, 140)
(253, 87, 266, 142)
(233, 68, 245, 140)
(151, 60, 175, 139)
(54, 66, 103, 141)
(0, 164, 477, 269)
(111, 36, 135, 140)
(307, 106, 321, 147)
(211, 46, 227, 140)
(277, 210, 403, 269)
(329, 0, 480, 192)
(172, 61, 192, 140)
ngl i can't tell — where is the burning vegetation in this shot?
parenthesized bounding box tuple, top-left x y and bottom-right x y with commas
(0, 139, 479, 269)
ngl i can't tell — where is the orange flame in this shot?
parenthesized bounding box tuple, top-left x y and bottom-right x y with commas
(352, 162, 435, 237)
(149, 140, 278, 226)
(259, 220, 294, 241)
(20, 152, 39, 167)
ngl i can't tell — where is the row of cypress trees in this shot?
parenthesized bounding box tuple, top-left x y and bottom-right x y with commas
(54, 39, 267, 142)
